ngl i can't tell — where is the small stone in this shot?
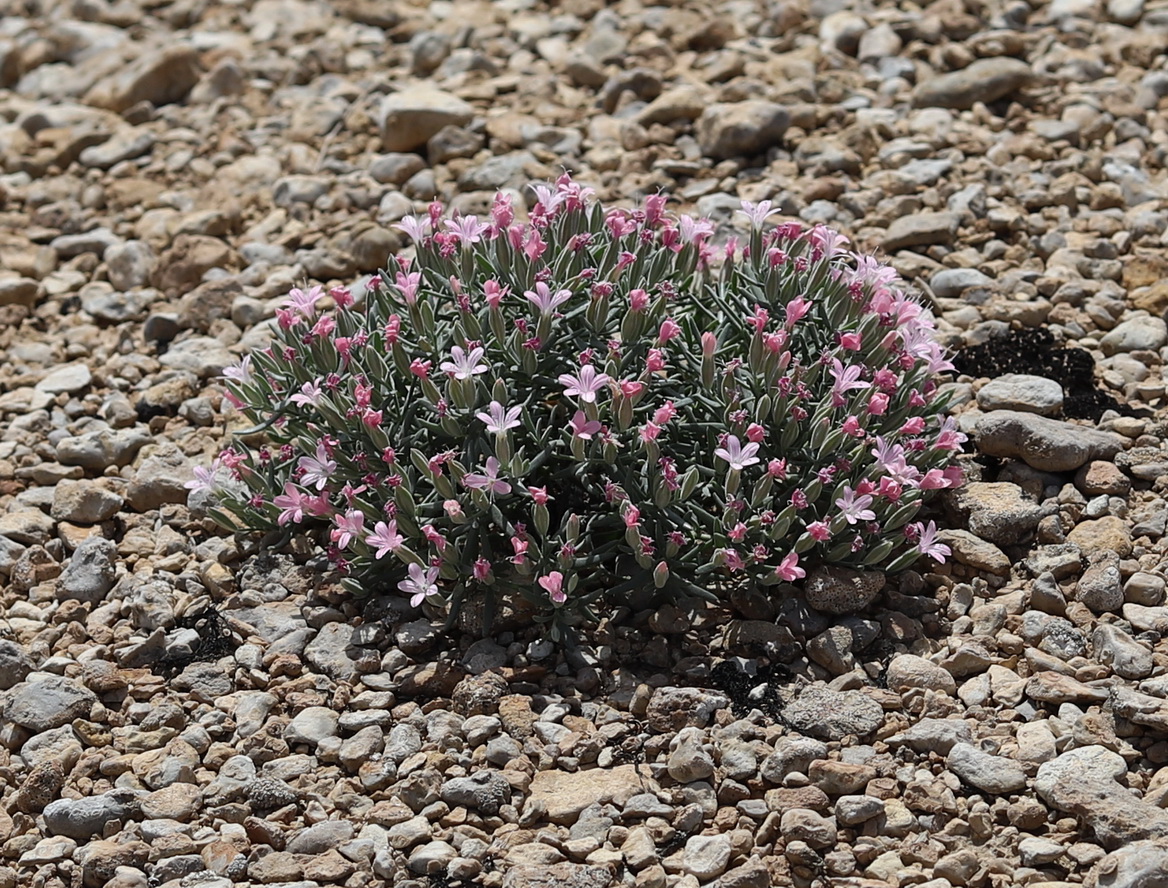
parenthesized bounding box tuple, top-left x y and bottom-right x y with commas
(1100, 316, 1168, 356)
(913, 57, 1032, 110)
(976, 374, 1063, 416)
(440, 771, 512, 815)
(56, 536, 117, 603)
(285, 706, 340, 746)
(1093, 624, 1153, 678)
(1068, 517, 1132, 558)
(51, 480, 122, 523)
(682, 834, 732, 880)
(85, 45, 200, 112)
(883, 212, 960, 251)
(780, 808, 837, 849)
(0, 639, 33, 690)
(696, 101, 789, 160)
(886, 654, 956, 695)
(668, 727, 716, 783)
(947, 743, 1028, 794)
(783, 687, 884, 740)
(5, 676, 96, 732)
(930, 267, 993, 297)
(804, 566, 884, 615)
(35, 364, 92, 395)
(527, 765, 657, 824)
(43, 792, 135, 840)
(645, 687, 730, 732)
(974, 410, 1125, 473)
(379, 87, 475, 152)
(1076, 461, 1131, 497)
(409, 840, 458, 874)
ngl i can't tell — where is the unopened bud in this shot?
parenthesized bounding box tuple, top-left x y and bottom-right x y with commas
(653, 561, 670, 588)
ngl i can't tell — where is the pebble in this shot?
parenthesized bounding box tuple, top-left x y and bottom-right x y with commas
(975, 410, 1126, 472)
(912, 57, 1033, 110)
(783, 687, 884, 741)
(379, 87, 475, 152)
(947, 742, 1029, 794)
(975, 374, 1064, 416)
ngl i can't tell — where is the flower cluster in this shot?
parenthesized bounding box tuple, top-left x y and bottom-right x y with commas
(197, 175, 963, 637)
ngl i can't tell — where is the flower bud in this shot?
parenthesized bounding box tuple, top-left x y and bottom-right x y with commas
(653, 561, 670, 588)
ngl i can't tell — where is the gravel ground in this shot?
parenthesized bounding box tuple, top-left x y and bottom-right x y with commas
(2, 1, 1168, 888)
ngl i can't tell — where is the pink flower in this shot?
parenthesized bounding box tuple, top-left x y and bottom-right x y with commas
(524, 281, 571, 314)
(484, 280, 508, 309)
(394, 271, 422, 306)
(362, 409, 383, 428)
(311, 315, 335, 338)
(723, 548, 745, 573)
(298, 443, 336, 491)
(911, 520, 950, 563)
(511, 536, 529, 566)
(775, 552, 805, 581)
(409, 359, 431, 378)
(842, 415, 865, 437)
(785, 296, 811, 326)
(282, 286, 324, 320)
(728, 522, 747, 542)
(290, 379, 323, 407)
(714, 436, 760, 471)
(366, 520, 404, 559)
(807, 521, 831, 542)
(393, 216, 431, 242)
(529, 486, 550, 505)
(462, 457, 512, 496)
(746, 305, 769, 333)
(629, 289, 650, 312)
(559, 365, 612, 403)
(523, 229, 547, 261)
(385, 314, 401, 345)
(645, 349, 666, 373)
(830, 359, 867, 405)
(745, 423, 766, 443)
(763, 331, 787, 354)
(619, 380, 645, 399)
(439, 345, 489, 380)
(330, 286, 353, 309)
(444, 214, 487, 246)
(877, 477, 903, 502)
(399, 563, 440, 607)
(640, 422, 662, 442)
(701, 332, 717, 356)
(330, 509, 366, 550)
(767, 458, 787, 479)
(737, 199, 779, 228)
(934, 417, 968, 451)
(568, 410, 602, 439)
(623, 505, 641, 528)
(867, 393, 889, 415)
(185, 461, 220, 494)
(839, 332, 862, 350)
(422, 525, 448, 552)
(653, 401, 677, 426)
(918, 469, 954, 490)
(473, 558, 492, 581)
(477, 401, 523, 434)
(538, 571, 567, 604)
(658, 318, 682, 343)
(836, 487, 876, 525)
(900, 416, 927, 435)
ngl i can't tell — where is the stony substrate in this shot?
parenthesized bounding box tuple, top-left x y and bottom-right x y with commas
(2, 1, 1168, 888)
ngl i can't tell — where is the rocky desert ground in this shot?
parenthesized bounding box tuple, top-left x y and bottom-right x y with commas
(2, 0, 1168, 887)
